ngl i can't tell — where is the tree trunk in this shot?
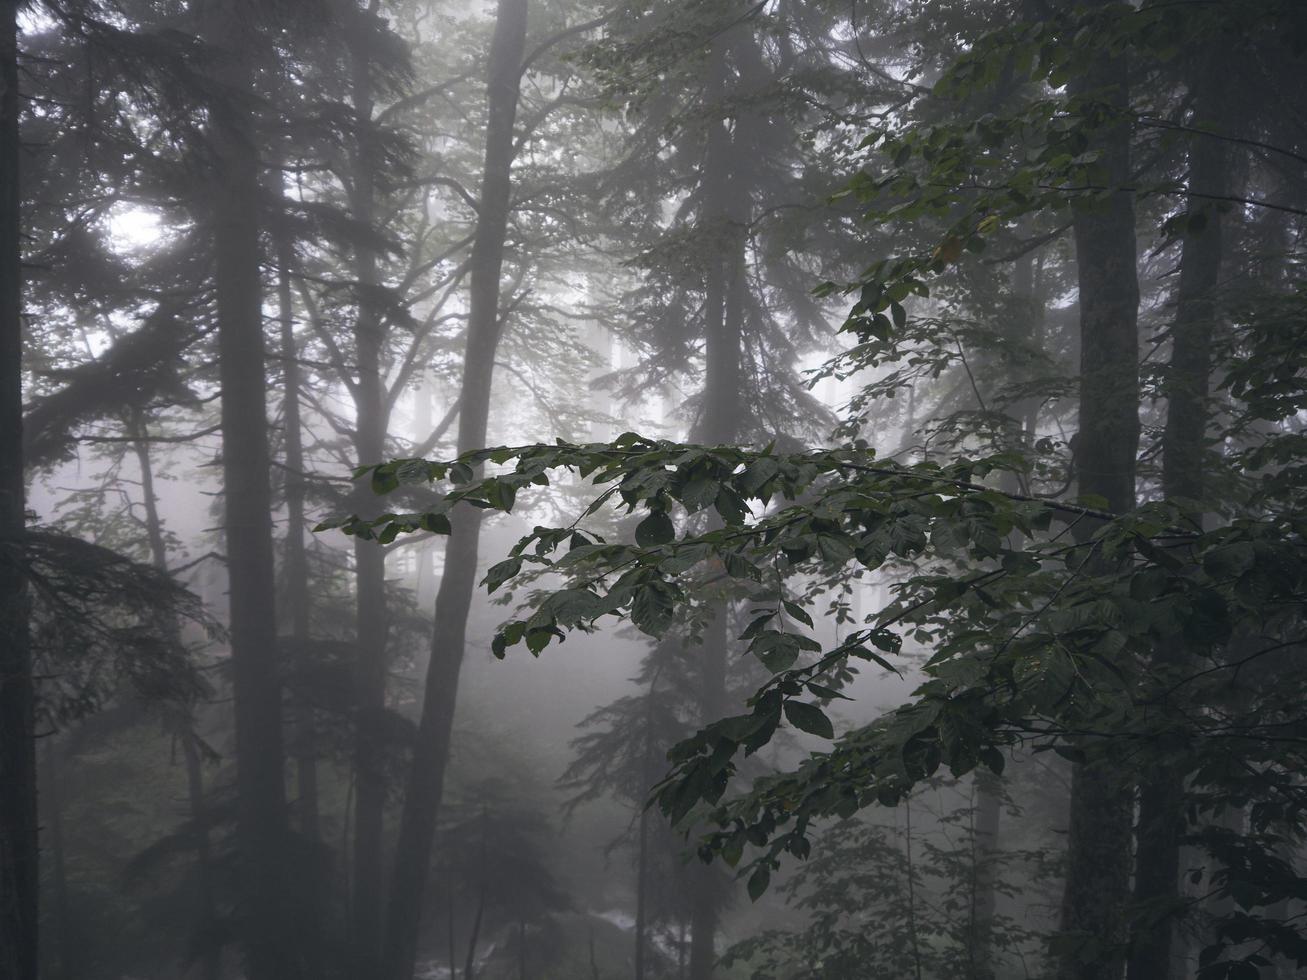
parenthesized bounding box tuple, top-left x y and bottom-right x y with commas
(381, 3, 528, 977)
(344, 10, 392, 972)
(463, 885, 485, 980)
(1128, 51, 1229, 980)
(970, 770, 1002, 980)
(0, 1, 37, 976)
(275, 231, 328, 980)
(687, 608, 727, 980)
(277, 235, 319, 844)
(181, 722, 222, 980)
(201, 4, 293, 977)
(905, 798, 924, 980)
(43, 739, 72, 979)
(447, 895, 458, 980)
(634, 777, 650, 980)
(1057, 9, 1140, 978)
(131, 417, 221, 980)
(687, 34, 745, 980)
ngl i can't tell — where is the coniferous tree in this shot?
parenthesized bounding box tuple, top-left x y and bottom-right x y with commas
(198, 2, 295, 975)
(0, 2, 36, 978)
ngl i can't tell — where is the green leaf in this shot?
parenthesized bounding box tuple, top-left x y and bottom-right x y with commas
(784, 700, 835, 739)
(631, 581, 675, 635)
(525, 627, 557, 655)
(420, 512, 452, 535)
(635, 510, 676, 547)
(484, 558, 522, 593)
(817, 533, 855, 565)
(782, 600, 814, 628)
(747, 864, 771, 902)
(752, 632, 801, 673)
(371, 467, 399, 495)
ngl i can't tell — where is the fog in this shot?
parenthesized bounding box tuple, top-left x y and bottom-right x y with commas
(2, 2, 1305, 980)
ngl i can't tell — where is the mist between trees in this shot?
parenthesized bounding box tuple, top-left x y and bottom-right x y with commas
(2, 1, 1306, 979)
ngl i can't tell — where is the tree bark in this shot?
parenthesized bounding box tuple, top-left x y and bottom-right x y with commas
(43, 739, 72, 980)
(688, 605, 729, 980)
(343, 8, 392, 972)
(688, 31, 753, 979)
(277, 235, 319, 845)
(1128, 51, 1229, 980)
(0, 1, 37, 976)
(381, 3, 528, 977)
(463, 884, 486, 980)
(201, 4, 294, 977)
(970, 770, 1002, 980)
(1057, 11, 1140, 979)
(634, 731, 652, 980)
(131, 416, 222, 980)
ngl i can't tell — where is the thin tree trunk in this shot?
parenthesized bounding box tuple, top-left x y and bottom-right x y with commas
(687, 34, 743, 980)
(463, 885, 486, 980)
(344, 8, 392, 971)
(1159, 61, 1226, 509)
(44, 739, 72, 979)
(277, 235, 319, 843)
(201, 4, 293, 977)
(180, 723, 222, 980)
(381, 3, 528, 977)
(518, 916, 526, 980)
(1128, 50, 1229, 980)
(447, 895, 458, 980)
(905, 797, 924, 980)
(687, 608, 727, 980)
(634, 777, 650, 980)
(0, 1, 37, 976)
(970, 770, 1002, 980)
(131, 418, 221, 980)
(275, 224, 327, 980)
(1057, 9, 1141, 977)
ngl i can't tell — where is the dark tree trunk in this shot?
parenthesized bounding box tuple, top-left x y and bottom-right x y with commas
(275, 229, 327, 980)
(1128, 52, 1229, 980)
(1057, 10, 1141, 979)
(0, 2, 36, 977)
(180, 721, 222, 980)
(381, 3, 528, 977)
(687, 609, 728, 980)
(634, 770, 651, 980)
(465, 816, 489, 980)
(463, 885, 486, 980)
(344, 11, 392, 973)
(1159, 68, 1226, 508)
(970, 770, 1002, 980)
(277, 236, 319, 844)
(447, 895, 458, 980)
(131, 417, 222, 980)
(43, 739, 72, 980)
(688, 34, 751, 980)
(905, 798, 924, 980)
(201, 4, 293, 977)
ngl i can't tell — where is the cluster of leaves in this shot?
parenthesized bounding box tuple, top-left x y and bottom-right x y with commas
(323, 430, 1307, 960)
(817, 0, 1305, 386)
